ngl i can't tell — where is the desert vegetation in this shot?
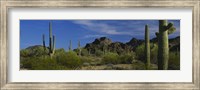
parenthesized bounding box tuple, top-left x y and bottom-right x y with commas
(20, 20, 180, 70)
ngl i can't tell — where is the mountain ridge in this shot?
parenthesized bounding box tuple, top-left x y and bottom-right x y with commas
(84, 36, 180, 54)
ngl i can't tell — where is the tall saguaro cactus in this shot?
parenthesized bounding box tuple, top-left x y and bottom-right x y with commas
(156, 20, 176, 70)
(42, 21, 56, 57)
(145, 24, 150, 69)
(49, 22, 55, 57)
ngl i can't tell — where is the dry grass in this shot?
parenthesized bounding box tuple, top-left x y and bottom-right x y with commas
(81, 64, 134, 70)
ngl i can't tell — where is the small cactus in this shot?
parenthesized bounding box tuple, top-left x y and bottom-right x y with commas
(78, 40, 81, 56)
(145, 24, 150, 69)
(69, 40, 72, 51)
(42, 34, 46, 51)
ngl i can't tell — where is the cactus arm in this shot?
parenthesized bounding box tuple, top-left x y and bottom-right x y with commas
(53, 35, 55, 54)
(166, 23, 173, 29)
(166, 22, 176, 34)
(155, 32, 159, 37)
(168, 26, 176, 34)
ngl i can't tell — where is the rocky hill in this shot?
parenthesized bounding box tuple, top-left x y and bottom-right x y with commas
(84, 36, 180, 54)
(126, 38, 144, 51)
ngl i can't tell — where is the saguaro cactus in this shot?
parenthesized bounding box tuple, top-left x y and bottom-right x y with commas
(49, 22, 55, 57)
(42, 34, 46, 51)
(69, 40, 72, 51)
(78, 40, 81, 56)
(156, 20, 176, 70)
(42, 21, 56, 57)
(145, 24, 150, 69)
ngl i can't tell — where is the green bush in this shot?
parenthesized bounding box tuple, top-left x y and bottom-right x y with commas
(95, 50, 104, 56)
(135, 43, 158, 64)
(119, 53, 135, 64)
(31, 57, 58, 70)
(135, 43, 145, 62)
(102, 52, 119, 64)
(20, 56, 69, 70)
(150, 43, 158, 64)
(20, 49, 29, 57)
(54, 48, 67, 61)
(21, 50, 82, 70)
(81, 48, 89, 56)
(20, 57, 33, 69)
(20, 45, 49, 57)
(54, 48, 66, 56)
(80, 56, 93, 63)
(168, 52, 180, 70)
(57, 51, 82, 69)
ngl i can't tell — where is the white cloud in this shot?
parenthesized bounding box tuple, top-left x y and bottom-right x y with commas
(73, 20, 132, 35)
(83, 34, 107, 39)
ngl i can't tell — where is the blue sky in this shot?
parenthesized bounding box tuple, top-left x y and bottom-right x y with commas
(20, 20, 180, 50)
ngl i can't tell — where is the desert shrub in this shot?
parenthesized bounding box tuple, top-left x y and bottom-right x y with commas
(102, 52, 119, 64)
(20, 49, 29, 57)
(54, 51, 67, 63)
(80, 56, 93, 63)
(168, 52, 180, 70)
(81, 48, 89, 56)
(95, 50, 104, 56)
(54, 48, 66, 60)
(73, 48, 79, 55)
(54, 48, 66, 56)
(20, 57, 33, 69)
(119, 53, 135, 64)
(31, 57, 58, 70)
(20, 56, 69, 70)
(20, 45, 49, 58)
(135, 43, 158, 64)
(21, 50, 82, 70)
(150, 44, 158, 64)
(135, 43, 145, 62)
(57, 51, 82, 69)
(28, 46, 48, 56)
